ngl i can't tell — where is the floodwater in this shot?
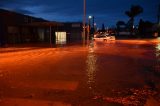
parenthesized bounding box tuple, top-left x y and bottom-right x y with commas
(0, 38, 160, 106)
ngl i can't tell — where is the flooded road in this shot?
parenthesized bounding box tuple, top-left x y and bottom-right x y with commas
(0, 38, 160, 106)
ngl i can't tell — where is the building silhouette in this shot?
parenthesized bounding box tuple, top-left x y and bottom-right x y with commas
(0, 9, 83, 46)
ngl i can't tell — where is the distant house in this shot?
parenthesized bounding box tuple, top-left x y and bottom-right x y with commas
(116, 21, 134, 38)
(0, 9, 83, 46)
(0, 9, 48, 45)
(63, 22, 83, 43)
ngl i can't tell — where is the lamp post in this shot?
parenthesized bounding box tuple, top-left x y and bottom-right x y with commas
(87, 16, 92, 42)
(92, 16, 95, 35)
(50, 26, 52, 47)
(158, 4, 160, 25)
(83, 0, 86, 44)
(94, 23, 97, 31)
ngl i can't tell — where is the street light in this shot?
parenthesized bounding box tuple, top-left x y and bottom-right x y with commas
(158, 4, 160, 25)
(89, 16, 92, 19)
(92, 16, 95, 35)
(88, 15, 92, 31)
(83, 0, 86, 44)
(94, 23, 97, 33)
(87, 16, 92, 42)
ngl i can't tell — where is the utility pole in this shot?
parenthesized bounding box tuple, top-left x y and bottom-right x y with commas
(87, 16, 92, 43)
(92, 16, 95, 35)
(50, 26, 52, 47)
(83, 0, 86, 44)
(158, 4, 160, 24)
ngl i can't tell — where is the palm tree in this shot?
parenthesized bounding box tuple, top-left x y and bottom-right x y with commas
(125, 5, 143, 35)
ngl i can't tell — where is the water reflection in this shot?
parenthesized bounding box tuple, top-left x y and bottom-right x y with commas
(86, 41, 97, 90)
(155, 37, 160, 72)
(155, 41, 160, 58)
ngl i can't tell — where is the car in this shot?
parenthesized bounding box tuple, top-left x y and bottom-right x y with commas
(93, 33, 107, 41)
(108, 36, 116, 40)
(93, 33, 115, 41)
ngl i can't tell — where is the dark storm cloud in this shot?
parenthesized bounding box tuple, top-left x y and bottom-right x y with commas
(0, 0, 83, 16)
(13, 8, 34, 15)
(0, 0, 159, 26)
(0, 0, 37, 14)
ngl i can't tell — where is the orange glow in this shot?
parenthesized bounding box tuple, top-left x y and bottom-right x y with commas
(9, 80, 78, 91)
(86, 43, 97, 89)
(1, 98, 71, 106)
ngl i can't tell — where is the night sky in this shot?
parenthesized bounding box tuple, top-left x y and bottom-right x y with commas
(0, 0, 159, 28)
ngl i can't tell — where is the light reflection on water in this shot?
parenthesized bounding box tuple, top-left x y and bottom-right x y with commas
(86, 41, 97, 90)
(156, 43, 160, 57)
(155, 37, 160, 72)
(155, 37, 160, 61)
(155, 37, 160, 58)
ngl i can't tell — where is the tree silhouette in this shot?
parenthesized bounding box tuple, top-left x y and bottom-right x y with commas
(138, 19, 144, 36)
(125, 5, 143, 35)
(101, 23, 105, 32)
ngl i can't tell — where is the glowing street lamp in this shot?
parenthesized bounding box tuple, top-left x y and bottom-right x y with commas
(88, 15, 92, 31)
(87, 15, 92, 42)
(89, 16, 92, 19)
